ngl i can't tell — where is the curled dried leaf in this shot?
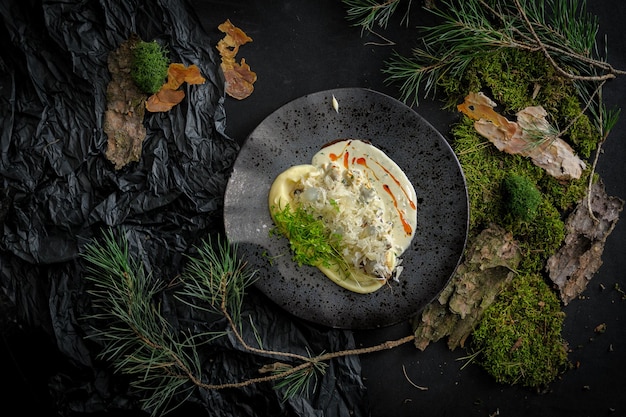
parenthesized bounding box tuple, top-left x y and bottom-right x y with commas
(146, 63, 206, 112)
(217, 19, 256, 100)
(163, 63, 206, 89)
(146, 88, 185, 112)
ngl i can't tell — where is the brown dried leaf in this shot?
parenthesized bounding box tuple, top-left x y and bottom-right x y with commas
(217, 19, 256, 100)
(163, 63, 206, 90)
(222, 58, 257, 100)
(146, 63, 205, 113)
(145, 88, 185, 112)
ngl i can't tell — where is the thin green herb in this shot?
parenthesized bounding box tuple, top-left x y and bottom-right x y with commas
(270, 203, 346, 270)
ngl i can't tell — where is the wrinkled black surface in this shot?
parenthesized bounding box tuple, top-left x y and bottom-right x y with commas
(3, 1, 626, 416)
(192, 1, 626, 417)
(0, 1, 366, 416)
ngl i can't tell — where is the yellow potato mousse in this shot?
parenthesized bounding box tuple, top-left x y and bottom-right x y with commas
(268, 139, 417, 294)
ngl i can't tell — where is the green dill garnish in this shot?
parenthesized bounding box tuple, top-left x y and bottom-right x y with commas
(270, 203, 345, 269)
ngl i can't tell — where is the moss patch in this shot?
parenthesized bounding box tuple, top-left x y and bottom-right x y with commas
(470, 273, 570, 388)
(131, 40, 169, 94)
(501, 173, 542, 223)
(443, 48, 600, 159)
(441, 47, 603, 387)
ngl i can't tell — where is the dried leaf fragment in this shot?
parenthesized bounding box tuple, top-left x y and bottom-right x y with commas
(146, 63, 206, 112)
(146, 88, 186, 112)
(217, 19, 256, 100)
(458, 92, 586, 180)
(163, 63, 206, 89)
(217, 19, 252, 57)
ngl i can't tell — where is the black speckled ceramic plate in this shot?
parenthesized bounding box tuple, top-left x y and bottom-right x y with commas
(224, 88, 468, 329)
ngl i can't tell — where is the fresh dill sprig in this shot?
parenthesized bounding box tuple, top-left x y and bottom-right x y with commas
(270, 203, 346, 270)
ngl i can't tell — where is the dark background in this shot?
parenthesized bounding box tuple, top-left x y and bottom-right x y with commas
(3, 1, 626, 416)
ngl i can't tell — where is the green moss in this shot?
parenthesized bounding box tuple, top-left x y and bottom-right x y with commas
(557, 95, 600, 159)
(509, 200, 565, 274)
(501, 173, 541, 223)
(443, 48, 600, 159)
(452, 118, 543, 233)
(131, 40, 169, 94)
(471, 273, 570, 388)
(440, 43, 608, 390)
(443, 49, 563, 112)
(539, 171, 590, 212)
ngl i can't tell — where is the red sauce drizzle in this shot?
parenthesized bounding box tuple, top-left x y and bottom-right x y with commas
(328, 142, 415, 236)
(374, 160, 416, 210)
(383, 184, 413, 235)
(329, 140, 352, 168)
(355, 157, 380, 180)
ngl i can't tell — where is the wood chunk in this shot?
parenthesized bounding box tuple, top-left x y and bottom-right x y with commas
(104, 35, 147, 170)
(546, 180, 624, 304)
(413, 225, 522, 350)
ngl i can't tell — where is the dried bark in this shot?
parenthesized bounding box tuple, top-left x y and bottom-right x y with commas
(104, 35, 147, 170)
(413, 225, 522, 350)
(546, 180, 624, 304)
(458, 92, 586, 180)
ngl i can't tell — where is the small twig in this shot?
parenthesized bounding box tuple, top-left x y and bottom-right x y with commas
(513, 0, 616, 82)
(584, 84, 615, 223)
(202, 272, 417, 391)
(557, 80, 606, 138)
(219, 275, 311, 363)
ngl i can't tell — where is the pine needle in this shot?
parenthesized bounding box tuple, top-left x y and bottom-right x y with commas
(380, 0, 624, 105)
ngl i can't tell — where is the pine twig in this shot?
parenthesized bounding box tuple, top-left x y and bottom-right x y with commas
(512, 0, 617, 82)
(83, 231, 419, 409)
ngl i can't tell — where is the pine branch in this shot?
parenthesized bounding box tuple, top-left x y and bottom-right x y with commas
(82, 229, 201, 416)
(342, 0, 410, 32)
(82, 230, 418, 414)
(380, 0, 625, 105)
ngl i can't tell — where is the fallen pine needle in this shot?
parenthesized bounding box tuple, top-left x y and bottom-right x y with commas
(402, 364, 428, 391)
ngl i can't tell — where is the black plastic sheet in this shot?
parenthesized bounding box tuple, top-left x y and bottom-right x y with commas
(0, 0, 367, 415)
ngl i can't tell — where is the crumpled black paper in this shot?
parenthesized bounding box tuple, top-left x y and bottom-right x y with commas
(0, 0, 367, 416)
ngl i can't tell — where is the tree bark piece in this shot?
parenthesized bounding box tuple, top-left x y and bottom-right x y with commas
(104, 35, 147, 170)
(413, 225, 522, 350)
(458, 92, 586, 180)
(546, 180, 624, 304)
